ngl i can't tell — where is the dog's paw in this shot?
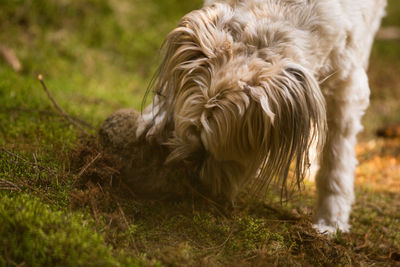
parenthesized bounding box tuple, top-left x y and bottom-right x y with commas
(313, 192, 353, 236)
(312, 219, 350, 236)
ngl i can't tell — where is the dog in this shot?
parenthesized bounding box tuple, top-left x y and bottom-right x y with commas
(134, 0, 387, 234)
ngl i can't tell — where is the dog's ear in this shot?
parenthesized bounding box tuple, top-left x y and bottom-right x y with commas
(241, 62, 327, 196)
(157, 3, 234, 96)
(143, 3, 234, 140)
(152, 3, 236, 161)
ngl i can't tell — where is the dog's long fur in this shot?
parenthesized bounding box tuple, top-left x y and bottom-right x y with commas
(136, 0, 387, 233)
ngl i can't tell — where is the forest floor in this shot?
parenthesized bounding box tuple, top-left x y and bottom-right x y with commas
(1, 0, 399, 266)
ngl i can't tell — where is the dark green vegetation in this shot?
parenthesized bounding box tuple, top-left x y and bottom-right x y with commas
(1, 0, 399, 266)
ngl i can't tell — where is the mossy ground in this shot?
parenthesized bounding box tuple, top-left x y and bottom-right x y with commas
(0, 0, 399, 266)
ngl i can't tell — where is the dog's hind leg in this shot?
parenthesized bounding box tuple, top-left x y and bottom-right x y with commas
(313, 66, 370, 234)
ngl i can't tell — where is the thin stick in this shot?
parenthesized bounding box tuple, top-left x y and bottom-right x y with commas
(89, 196, 99, 224)
(71, 115, 95, 130)
(74, 152, 102, 180)
(0, 178, 20, 191)
(38, 74, 90, 135)
(32, 153, 40, 173)
(24, 183, 53, 202)
(204, 230, 233, 251)
(116, 201, 138, 251)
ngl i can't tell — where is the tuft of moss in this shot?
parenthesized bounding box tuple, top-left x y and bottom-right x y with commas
(232, 216, 272, 252)
(0, 193, 142, 267)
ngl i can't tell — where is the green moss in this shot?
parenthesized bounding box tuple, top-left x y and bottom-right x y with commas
(233, 216, 271, 251)
(0, 193, 142, 266)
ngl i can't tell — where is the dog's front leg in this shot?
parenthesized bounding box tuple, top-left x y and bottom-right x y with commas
(313, 67, 370, 234)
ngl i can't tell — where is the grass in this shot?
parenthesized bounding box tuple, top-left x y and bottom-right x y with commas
(0, 0, 399, 266)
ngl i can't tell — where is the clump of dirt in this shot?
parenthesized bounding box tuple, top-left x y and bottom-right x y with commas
(70, 134, 196, 201)
(71, 136, 123, 188)
(70, 108, 221, 208)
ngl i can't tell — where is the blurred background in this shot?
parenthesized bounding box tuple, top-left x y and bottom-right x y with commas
(0, 0, 203, 129)
(0, 0, 398, 134)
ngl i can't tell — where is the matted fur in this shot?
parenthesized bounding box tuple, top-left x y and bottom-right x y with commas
(137, 0, 387, 233)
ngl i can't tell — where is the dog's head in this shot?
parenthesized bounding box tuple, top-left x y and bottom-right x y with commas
(148, 3, 326, 200)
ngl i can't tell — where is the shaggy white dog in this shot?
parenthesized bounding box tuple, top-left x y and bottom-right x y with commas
(136, 0, 387, 234)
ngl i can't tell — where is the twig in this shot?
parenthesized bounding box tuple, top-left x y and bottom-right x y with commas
(204, 230, 233, 251)
(38, 74, 90, 135)
(0, 178, 20, 191)
(89, 195, 99, 223)
(116, 201, 138, 251)
(355, 225, 374, 251)
(70, 115, 95, 130)
(32, 153, 40, 173)
(74, 152, 102, 181)
(16, 179, 53, 202)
